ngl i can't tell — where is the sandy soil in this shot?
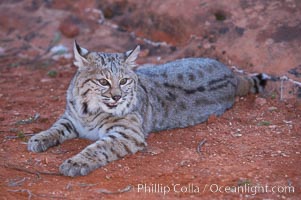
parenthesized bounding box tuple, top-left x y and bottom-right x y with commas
(0, 0, 300, 199)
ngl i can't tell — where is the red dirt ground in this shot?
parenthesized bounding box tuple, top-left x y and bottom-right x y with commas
(0, 0, 301, 199)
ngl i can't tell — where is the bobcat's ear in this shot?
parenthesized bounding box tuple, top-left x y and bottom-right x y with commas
(125, 45, 140, 69)
(73, 40, 89, 69)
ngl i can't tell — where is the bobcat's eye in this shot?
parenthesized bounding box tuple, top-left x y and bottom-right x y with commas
(98, 79, 110, 86)
(119, 78, 128, 85)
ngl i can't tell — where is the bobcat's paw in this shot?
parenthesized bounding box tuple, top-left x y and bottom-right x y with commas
(27, 132, 59, 152)
(59, 155, 98, 177)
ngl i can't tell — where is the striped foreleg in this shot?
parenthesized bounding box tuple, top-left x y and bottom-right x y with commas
(59, 122, 146, 177)
(28, 114, 79, 152)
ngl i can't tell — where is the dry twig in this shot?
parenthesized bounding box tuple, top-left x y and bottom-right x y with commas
(8, 177, 27, 187)
(4, 164, 62, 178)
(5, 133, 34, 140)
(98, 185, 132, 194)
(8, 189, 33, 200)
(8, 189, 65, 199)
(197, 139, 207, 154)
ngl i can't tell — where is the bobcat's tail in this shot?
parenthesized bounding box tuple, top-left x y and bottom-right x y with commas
(235, 73, 269, 96)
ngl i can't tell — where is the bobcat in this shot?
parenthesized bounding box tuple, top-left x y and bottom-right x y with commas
(28, 41, 267, 177)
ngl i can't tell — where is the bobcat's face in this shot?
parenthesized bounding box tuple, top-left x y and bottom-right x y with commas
(71, 42, 140, 116)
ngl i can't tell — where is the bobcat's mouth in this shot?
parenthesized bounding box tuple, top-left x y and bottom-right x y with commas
(106, 103, 118, 109)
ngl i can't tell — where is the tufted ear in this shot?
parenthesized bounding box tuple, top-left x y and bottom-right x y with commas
(125, 45, 140, 68)
(73, 40, 89, 69)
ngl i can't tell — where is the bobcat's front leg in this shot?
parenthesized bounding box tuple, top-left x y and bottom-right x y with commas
(59, 117, 146, 177)
(28, 115, 78, 152)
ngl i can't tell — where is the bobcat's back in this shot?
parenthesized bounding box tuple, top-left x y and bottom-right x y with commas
(135, 58, 237, 133)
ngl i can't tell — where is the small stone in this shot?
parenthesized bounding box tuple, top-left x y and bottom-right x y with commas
(231, 132, 242, 137)
(265, 38, 274, 45)
(255, 97, 267, 106)
(247, 172, 253, 177)
(145, 146, 164, 155)
(13, 111, 20, 116)
(183, 174, 195, 179)
(65, 183, 72, 190)
(207, 115, 217, 123)
(268, 106, 277, 111)
(43, 157, 49, 164)
(41, 78, 52, 83)
(205, 21, 211, 26)
(286, 104, 293, 109)
(203, 43, 211, 49)
(180, 160, 190, 167)
(269, 125, 277, 129)
(50, 44, 68, 54)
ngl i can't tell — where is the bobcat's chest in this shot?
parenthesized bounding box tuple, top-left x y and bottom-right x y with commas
(69, 113, 106, 141)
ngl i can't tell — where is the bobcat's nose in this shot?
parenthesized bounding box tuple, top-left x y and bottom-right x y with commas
(112, 95, 121, 102)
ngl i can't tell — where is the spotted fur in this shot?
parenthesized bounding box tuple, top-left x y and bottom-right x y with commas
(28, 41, 267, 176)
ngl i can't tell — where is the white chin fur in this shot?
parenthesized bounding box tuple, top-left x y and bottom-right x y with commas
(100, 101, 133, 116)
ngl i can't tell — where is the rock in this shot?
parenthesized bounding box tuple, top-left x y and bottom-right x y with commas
(268, 125, 277, 129)
(50, 44, 72, 61)
(255, 97, 267, 106)
(268, 106, 277, 111)
(59, 17, 80, 38)
(50, 44, 68, 54)
(231, 131, 242, 137)
(207, 115, 217, 123)
(41, 78, 52, 83)
(144, 146, 164, 155)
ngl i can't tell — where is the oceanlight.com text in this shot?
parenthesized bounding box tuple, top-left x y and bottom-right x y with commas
(136, 183, 295, 196)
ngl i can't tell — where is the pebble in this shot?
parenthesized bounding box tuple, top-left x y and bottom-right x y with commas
(43, 157, 49, 164)
(180, 160, 191, 167)
(268, 106, 277, 111)
(145, 146, 164, 155)
(41, 78, 52, 83)
(255, 97, 267, 106)
(269, 125, 277, 129)
(50, 44, 68, 54)
(207, 115, 217, 123)
(13, 111, 20, 116)
(231, 131, 242, 137)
